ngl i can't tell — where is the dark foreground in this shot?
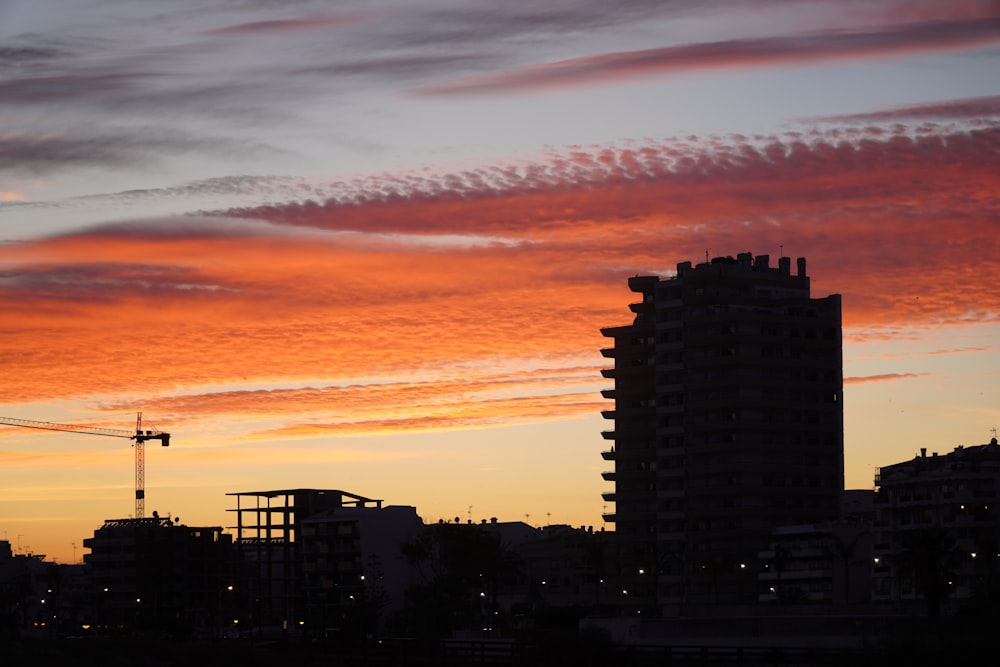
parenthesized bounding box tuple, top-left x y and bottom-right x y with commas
(5, 634, 992, 667)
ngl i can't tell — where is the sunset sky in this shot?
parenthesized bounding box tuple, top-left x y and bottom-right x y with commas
(1, 0, 998, 564)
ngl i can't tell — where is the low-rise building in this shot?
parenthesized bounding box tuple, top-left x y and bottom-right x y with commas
(299, 504, 423, 636)
(757, 520, 872, 604)
(511, 524, 615, 609)
(0, 542, 64, 637)
(872, 439, 1000, 606)
(83, 515, 239, 634)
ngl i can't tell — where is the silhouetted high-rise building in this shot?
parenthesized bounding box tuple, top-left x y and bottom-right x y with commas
(600, 252, 843, 610)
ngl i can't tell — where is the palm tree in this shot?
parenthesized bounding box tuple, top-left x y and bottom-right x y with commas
(584, 538, 607, 606)
(896, 526, 959, 625)
(399, 522, 522, 636)
(829, 529, 867, 604)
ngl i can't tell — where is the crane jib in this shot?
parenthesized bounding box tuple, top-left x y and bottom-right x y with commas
(2, 413, 171, 519)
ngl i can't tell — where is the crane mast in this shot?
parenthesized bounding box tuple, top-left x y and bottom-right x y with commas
(0, 412, 170, 519)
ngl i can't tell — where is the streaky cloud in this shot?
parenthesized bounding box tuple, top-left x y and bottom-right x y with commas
(253, 392, 603, 438)
(212, 123, 1000, 238)
(808, 95, 1000, 123)
(1, 122, 997, 420)
(0, 45, 67, 62)
(412, 17, 1000, 96)
(927, 346, 991, 355)
(0, 71, 150, 104)
(0, 129, 266, 176)
(205, 14, 375, 36)
(845, 373, 931, 384)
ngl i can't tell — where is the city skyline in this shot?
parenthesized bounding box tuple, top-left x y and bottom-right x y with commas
(1, 0, 998, 563)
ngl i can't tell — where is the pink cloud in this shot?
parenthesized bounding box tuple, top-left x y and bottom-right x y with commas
(413, 17, 1000, 97)
(845, 373, 931, 384)
(1, 118, 997, 424)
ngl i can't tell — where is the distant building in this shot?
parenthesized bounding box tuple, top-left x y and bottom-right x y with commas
(757, 519, 872, 604)
(82, 515, 239, 634)
(299, 504, 423, 636)
(600, 252, 844, 611)
(0, 543, 59, 637)
(841, 489, 876, 526)
(510, 525, 615, 610)
(872, 439, 1000, 605)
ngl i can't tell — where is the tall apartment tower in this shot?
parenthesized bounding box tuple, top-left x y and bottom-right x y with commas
(600, 252, 844, 610)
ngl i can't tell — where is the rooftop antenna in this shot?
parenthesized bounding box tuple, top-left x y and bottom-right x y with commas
(705, 249, 709, 263)
(779, 244, 784, 257)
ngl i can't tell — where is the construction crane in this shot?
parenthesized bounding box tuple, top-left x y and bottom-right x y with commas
(0, 412, 170, 519)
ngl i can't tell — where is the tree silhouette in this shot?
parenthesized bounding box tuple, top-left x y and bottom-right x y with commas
(584, 538, 608, 606)
(896, 526, 959, 625)
(828, 529, 867, 603)
(770, 544, 790, 602)
(399, 522, 522, 637)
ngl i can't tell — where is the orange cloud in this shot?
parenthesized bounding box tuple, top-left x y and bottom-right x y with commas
(844, 373, 931, 384)
(254, 392, 602, 438)
(1, 119, 997, 436)
(927, 346, 991, 355)
(110, 366, 599, 413)
(217, 122, 1000, 328)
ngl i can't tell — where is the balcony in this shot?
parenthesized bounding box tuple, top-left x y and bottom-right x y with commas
(628, 275, 658, 291)
(601, 347, 615, 358)
(601, 430, 616, 440)
(601, 448, 616, 460)
(602, 492, 617, 502)
(601, 409, 616, 420)
(602, 470, 616, 481)
(602, 512, 617, 523)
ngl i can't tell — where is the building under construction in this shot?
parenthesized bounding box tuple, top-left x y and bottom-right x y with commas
(227, 489, 384, 631)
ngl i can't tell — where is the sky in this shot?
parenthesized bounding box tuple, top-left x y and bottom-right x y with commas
(0, 0, 998, 564)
